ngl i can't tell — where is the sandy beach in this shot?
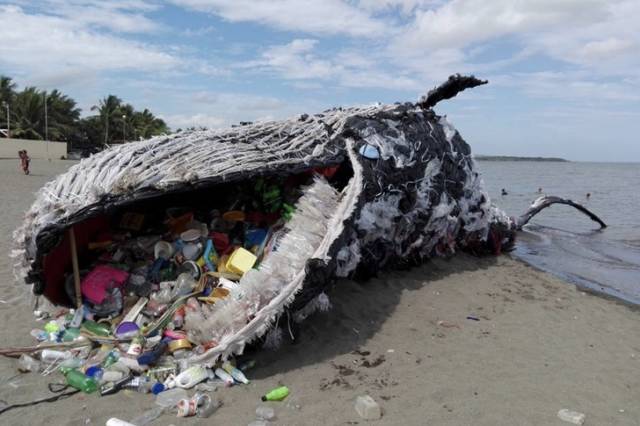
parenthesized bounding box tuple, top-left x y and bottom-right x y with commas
(0, 159, 638, 426)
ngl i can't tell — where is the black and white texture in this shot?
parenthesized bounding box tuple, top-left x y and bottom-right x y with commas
(13, 75, 604, 362)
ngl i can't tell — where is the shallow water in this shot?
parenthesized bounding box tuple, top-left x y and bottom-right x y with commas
(478, 160, 640, 304)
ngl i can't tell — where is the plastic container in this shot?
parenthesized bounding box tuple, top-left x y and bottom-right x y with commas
(355, 395, 381, 420)
(106, 419, 136, 426)
(226, 247, 257, 275)
(256, 406, 276, 421)
(17, 354, 41, 373)
(126, 336, 145, 356)
(65, 369, 98, 393)
(30, 329, 48, 342)
(137, 341, 168, 366)
(557, 409, 586, 425)
(175, 365, 208, 389)
(155, 387, 188, 407)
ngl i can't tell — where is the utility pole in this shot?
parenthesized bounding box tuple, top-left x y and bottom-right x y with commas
(122, 114, 126, 143)
(44, 93, 50, 159)
(1, 101, 9, 138)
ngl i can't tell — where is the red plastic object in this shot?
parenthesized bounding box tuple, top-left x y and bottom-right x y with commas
(210, 232, 229, 253)
(80, 265, 129, 305)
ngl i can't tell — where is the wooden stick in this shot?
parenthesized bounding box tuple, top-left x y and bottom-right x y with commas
(68, 227, 82, 308)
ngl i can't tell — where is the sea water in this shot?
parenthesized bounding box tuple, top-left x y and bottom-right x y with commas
(478, 160, 640, 304)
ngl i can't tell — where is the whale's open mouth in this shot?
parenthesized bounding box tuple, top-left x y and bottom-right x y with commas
(26, 141, 361, 361)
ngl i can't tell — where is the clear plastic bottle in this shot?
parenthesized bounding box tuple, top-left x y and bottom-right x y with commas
(130, 406, 166, 426)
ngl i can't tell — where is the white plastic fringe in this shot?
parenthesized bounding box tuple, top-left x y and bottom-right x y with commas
(185, 176, 339, 357)
(188, 140, 364, 364)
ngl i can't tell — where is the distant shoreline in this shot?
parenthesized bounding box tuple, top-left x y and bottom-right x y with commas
(475, 155, 568, 162)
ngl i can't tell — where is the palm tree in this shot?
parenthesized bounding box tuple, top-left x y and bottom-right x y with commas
(12, 87, 45, 140)
(132, 108, 169, 139)
(91, 95, 123, 146)
(43, 89, 81, 141)
(1, 76, 16, 134)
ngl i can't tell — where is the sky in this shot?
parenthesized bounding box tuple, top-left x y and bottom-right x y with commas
(0, 0, 639, 162)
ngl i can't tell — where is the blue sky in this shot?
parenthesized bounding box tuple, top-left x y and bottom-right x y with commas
(1, 0, 639, 161)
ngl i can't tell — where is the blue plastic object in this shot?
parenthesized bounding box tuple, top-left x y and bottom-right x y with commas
(202, 239, 216, 272)
(358, 144, 380, 160)
(137, 340, 168, 366)
(151, 382, 165, 394)
(245, 229, 268, 248)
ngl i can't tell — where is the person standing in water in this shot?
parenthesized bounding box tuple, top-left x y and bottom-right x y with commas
(18, 150, 30, 175)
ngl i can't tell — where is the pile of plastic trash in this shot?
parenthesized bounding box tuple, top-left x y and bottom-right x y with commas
(13, 175, 311, 419)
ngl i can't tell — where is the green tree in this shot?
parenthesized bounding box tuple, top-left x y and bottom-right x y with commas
(43, 89, 81, 141)
(91, 95, 123, 146)
(1, 76, 17, 134)
(12, 87, 45, 140)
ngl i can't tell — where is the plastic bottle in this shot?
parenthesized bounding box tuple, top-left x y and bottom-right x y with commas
(82, 320, 111, 337)
(69, 306, 85, 328)
(175, 365, 208, 389)
(130, 406, 166, 426)
(65, 369, 99, 393)
(214, 368, 234, 386)
(261, 386, 289, 401)
(222, 361, 250, 384)
(103, 351, 120, 368)
(126, 376, 152, 393)
(40, 349, 72, 363)
(100, 374, 133, 396)
(62, 327, 81, 342)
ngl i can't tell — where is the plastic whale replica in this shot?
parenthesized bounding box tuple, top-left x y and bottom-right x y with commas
(12, 75, 605, 363)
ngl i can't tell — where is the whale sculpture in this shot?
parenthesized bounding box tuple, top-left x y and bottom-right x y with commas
(12, 75, 605, 362)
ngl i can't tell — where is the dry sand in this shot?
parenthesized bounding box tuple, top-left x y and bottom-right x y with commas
(0, 158, 638, 425)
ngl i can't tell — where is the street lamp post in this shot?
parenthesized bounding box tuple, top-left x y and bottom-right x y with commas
(122, 114, 126, 143)
(44, 93, 50, 159)
(1, 101, 8, 138)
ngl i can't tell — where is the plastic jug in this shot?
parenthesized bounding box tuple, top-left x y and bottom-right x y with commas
(175, 365, 208, 389)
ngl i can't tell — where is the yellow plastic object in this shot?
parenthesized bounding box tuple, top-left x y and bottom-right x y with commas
(226, 248, 257, 275)
(222, 210, 245, 222)
(168, 338, 192, 353)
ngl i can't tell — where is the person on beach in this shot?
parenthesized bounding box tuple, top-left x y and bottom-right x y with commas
(18, 150, 30, 175)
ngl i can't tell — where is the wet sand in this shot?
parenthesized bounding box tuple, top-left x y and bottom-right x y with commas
(0, 159, 638, 425)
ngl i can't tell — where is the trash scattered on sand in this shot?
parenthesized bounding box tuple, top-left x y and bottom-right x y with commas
(1, 175, 316, 418)
(557, 409, 586, 425)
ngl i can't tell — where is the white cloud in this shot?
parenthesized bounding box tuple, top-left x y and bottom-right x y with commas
(242, 38, 421, 91)
(0, 5, 177, 80)
(169, 0, 391, 37)
(16, 0, 161, 33)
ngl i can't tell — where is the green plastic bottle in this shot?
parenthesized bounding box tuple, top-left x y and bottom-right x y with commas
(261, 386, 289, 401)
(65, 369, 98, 393)
(81, 320, 111, 337)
